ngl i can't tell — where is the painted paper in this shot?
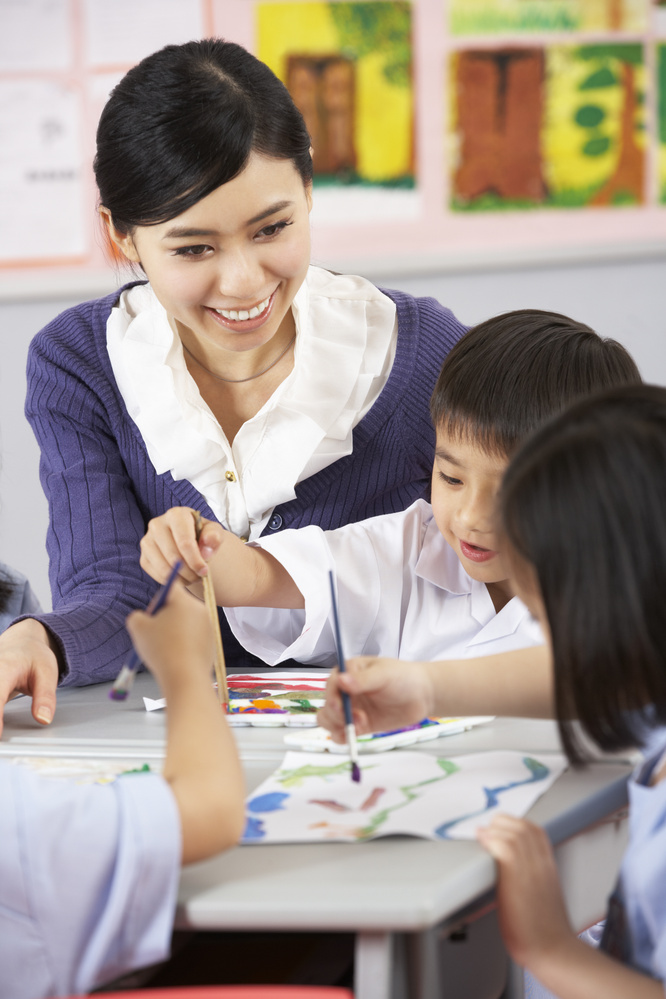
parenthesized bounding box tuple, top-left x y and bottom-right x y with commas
(450, 42, 646, 210)
(242, 749, 567, 843)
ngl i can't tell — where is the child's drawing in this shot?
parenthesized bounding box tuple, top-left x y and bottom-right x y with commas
(449, 0, 647, 35)
(657, 44, 666, 205)
(450, 42, 646, 211)
(258, 1, 413, 189)
(242, 750, 567, 844)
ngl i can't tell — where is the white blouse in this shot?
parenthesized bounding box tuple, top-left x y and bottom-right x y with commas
(225, 500, 544, 666)
(106, 266, 397, 540)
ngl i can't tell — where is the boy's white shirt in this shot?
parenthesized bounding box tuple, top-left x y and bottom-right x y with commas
(224, 498, 544, 666)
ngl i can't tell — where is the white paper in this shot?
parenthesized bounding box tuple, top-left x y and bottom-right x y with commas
(84, 0, 205, 67)
(0, 0, 71, 71)
(243, 749, 567, 843)
(0, 79, 86, 261)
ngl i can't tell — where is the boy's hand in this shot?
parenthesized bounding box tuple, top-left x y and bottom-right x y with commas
(317, 656, 436, 741)
(126, 583, 213, 687)
(140, 507, 225, 586)
(476, 815, 574, 969)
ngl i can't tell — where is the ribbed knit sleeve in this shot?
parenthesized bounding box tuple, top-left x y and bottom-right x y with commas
(23, 289, 215, 685)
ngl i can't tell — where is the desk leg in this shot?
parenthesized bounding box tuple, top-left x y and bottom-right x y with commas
(354, 931, 394, 999)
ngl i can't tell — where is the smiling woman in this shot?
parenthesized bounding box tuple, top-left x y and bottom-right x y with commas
(0, 38, 466, 723)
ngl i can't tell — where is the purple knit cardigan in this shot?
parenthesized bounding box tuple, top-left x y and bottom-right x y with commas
(24, 282, 466, 681)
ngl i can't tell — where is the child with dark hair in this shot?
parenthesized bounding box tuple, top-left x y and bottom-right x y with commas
(319, 383, 666, 997)
(140, 308, 640, 667)
(473, 383, 666, 997)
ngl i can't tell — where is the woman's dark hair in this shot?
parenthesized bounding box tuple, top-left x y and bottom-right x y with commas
(501, 384, 666, 764)
(430, 310, 641, 456)
(95, 38, 313, 233)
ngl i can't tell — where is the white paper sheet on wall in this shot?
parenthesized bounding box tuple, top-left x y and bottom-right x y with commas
(0, 0, 72, 72)
(0, 79, 86, 262)
(84, 0, 205, 67)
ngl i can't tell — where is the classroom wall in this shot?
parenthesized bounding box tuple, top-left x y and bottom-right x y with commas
(1, 252, 664, 609)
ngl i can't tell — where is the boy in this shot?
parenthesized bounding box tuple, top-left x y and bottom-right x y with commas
(140, 310, 640, 667)
(1, 585, 245, 999)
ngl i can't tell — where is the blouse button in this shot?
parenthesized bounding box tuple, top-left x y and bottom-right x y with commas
(268, 514, 283, 531)
(240, 536, 249, 543)
(225, 470, 237, 482)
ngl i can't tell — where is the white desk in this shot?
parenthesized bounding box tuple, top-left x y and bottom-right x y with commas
(2, 672, 631, 999)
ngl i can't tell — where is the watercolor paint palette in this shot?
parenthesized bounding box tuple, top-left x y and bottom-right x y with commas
(242, 749, 568, 844)
(284, 716, 494, 752)
(143, 671, 328, 726)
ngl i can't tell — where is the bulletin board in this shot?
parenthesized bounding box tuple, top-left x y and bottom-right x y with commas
(1, 0, 665, 299)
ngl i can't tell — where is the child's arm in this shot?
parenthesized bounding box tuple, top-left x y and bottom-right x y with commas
(477, 816, 663, 999)
(139, 507, 304, 609)
(317, 644, 554, 741)
(125, 583, 245, 864)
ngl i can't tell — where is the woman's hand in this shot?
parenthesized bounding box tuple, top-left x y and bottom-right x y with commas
(140, 507, 226, 585)
(0, 618, 60, 737)
(317, 656, 436, 742)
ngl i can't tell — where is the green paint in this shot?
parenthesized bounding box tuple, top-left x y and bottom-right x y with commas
(582, 135, 611, 156)
(575, 105, 606, 128)
(328, 2, 411, 88)
(579, 67, 617, 90)
(357, 758, 461, 839)
(277, 761, 371, 788)
(120, 763, 151, 776)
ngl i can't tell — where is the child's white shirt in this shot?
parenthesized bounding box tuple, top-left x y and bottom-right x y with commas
(0, 763, 180, 999)
(224, 498, 544, 666)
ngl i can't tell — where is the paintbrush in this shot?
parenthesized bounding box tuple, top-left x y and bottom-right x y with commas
(110, 559, 183, 700)
(194, 512, 229, 707)
(328, 570, 361, 783)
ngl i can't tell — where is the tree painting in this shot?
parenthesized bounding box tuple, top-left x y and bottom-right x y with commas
(657, 44, 666, 205)
(573, 45, 644, 205)
(452, 49, 547, 203)
(451, 43, 646, 210)
(258, 1, 413, 188)
(449, 0, 647, 35)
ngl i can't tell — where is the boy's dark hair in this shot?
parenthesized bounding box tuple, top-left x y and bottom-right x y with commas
(430, 309, 641, 456)
(501, 384, 666, 765)
(95, 38, 313, 234)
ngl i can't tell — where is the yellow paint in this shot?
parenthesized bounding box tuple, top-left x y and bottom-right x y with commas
(542, 46, 645, 196)
(257, 2, 412, 182)
(659, 145, 666, 200)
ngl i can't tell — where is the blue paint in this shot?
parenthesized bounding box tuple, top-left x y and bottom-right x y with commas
(247, 791, 290, 813)
(242, 816, 267, 840)
(434, 756, 550, 838)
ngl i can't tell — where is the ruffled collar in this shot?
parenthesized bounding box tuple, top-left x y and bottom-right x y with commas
(105, 267, 395, 536)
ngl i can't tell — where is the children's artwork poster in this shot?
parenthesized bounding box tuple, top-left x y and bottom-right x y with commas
(0, 0, 664, 289)
(242, 749, 568, 843)
(257, 1, 418, 224)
